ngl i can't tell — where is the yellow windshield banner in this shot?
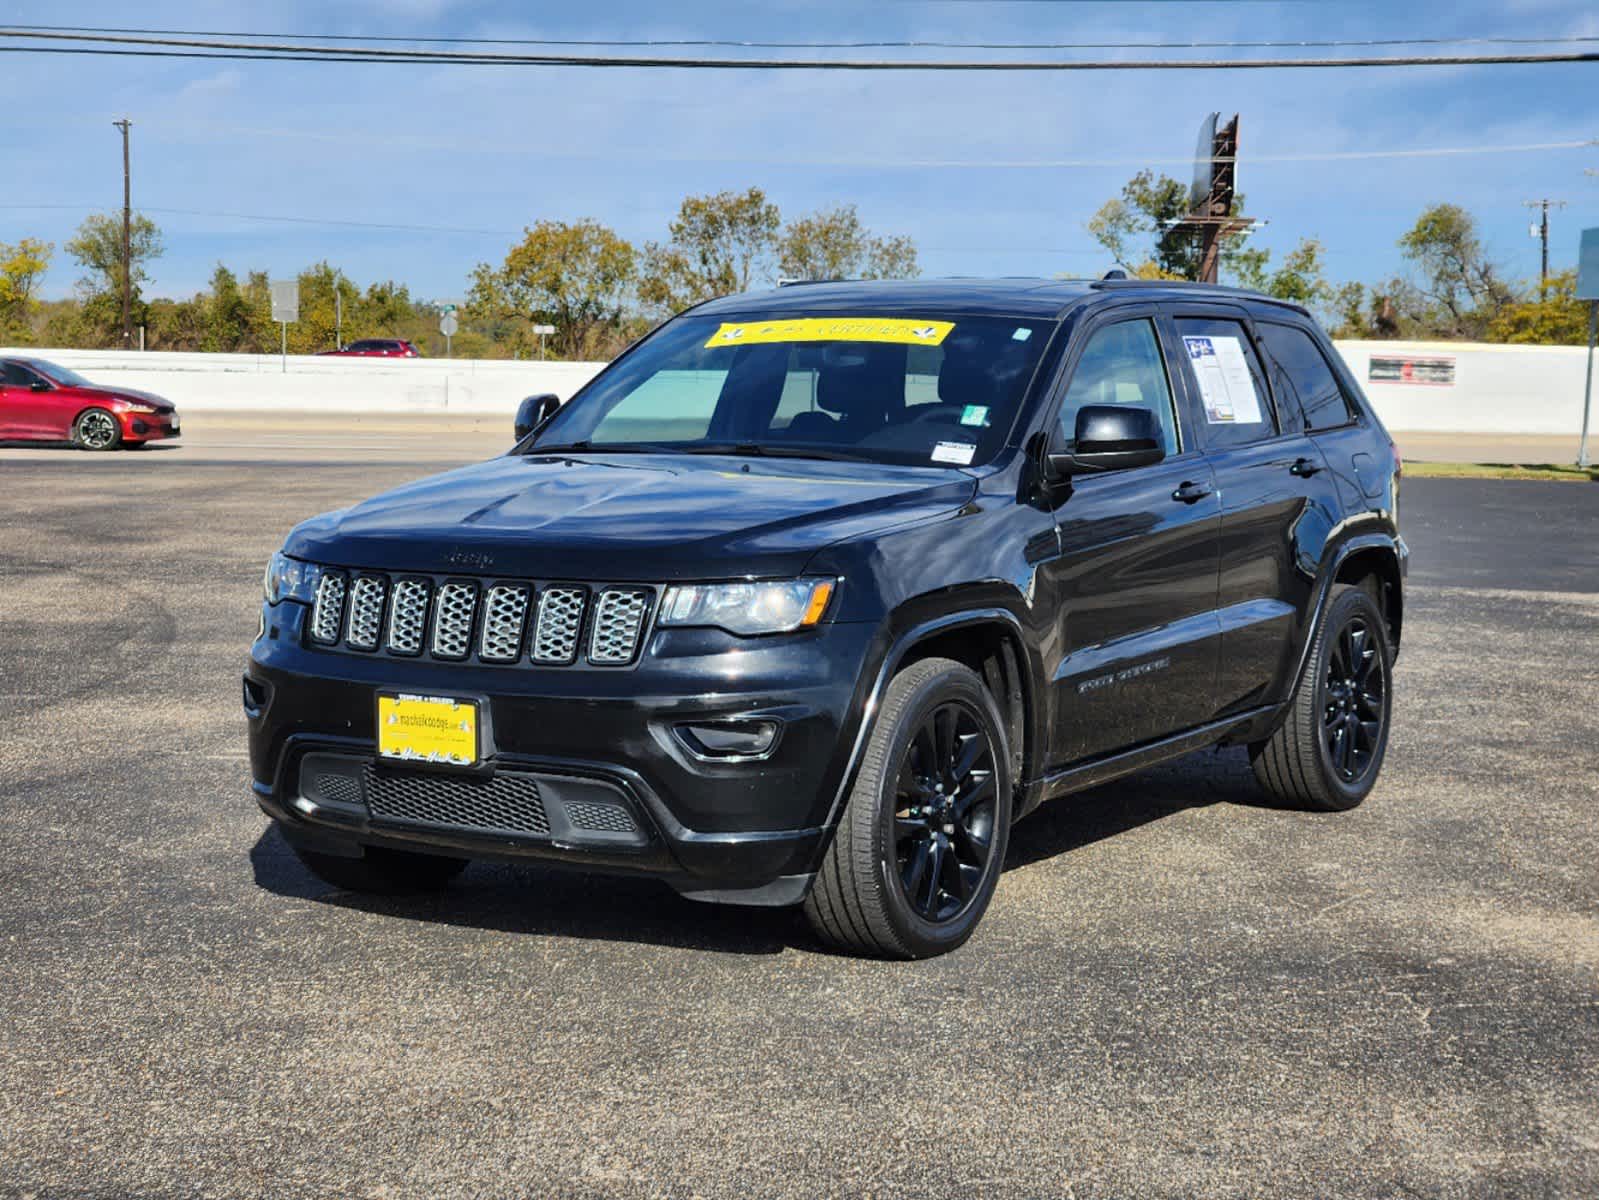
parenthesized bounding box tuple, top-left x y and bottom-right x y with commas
(704, 317, 956, 349)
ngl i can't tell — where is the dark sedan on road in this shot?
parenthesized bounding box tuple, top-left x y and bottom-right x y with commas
(0, 357, 181, 450)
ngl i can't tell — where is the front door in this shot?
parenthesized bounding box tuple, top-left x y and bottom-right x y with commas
(1040, 313, 1221, 767)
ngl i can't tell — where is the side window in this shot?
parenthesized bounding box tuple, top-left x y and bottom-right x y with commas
(1056, 319, 1180, 456)
(1174, 317, 1277, 449)
(2, 362, 38, 387)
(1259, 323, 1356, 431)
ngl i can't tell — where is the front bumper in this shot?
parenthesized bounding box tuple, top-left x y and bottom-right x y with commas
(246, 600, 882, 904)
(122, 411, 181, 442)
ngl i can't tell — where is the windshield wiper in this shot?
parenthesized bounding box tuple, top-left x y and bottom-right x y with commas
(677, 442, 876, 463)
(525, 440, 669, 455)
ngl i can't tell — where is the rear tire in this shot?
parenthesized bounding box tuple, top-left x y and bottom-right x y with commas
(804, 657, 1012, 959)
(293, 844, 469, 894)
(1250, 585, 1393, 811)
(72, 407, 122, 451)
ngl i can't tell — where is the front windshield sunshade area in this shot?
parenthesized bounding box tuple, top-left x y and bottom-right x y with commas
(529, 313, 1056, 468)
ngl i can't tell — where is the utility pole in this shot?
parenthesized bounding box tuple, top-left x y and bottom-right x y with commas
(112, 118, 133, 349)
(1523, 198, 1567, 287)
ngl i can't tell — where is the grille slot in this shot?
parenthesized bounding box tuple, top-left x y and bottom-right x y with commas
(310, 572, 347, 644)
(479, 584, 531, 662)
(386, 578, 431, 655)
(363, 765, 549, 836)
(430, 582, 479, 660)
(589, 589, 652, 665)
(344, 575, 388, 650)
(532, 586, 587, 665)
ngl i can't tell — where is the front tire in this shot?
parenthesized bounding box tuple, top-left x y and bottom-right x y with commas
(72, 407, 122, 451)
(804, 657, 1012, 959)
(292, 844, 469, 894)
(1250, 585, 1393, 811)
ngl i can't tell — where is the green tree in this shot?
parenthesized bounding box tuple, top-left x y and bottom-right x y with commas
(776, 204, 919, 281)
(202, 265, 272, 352)
(1232, 237, 1334, 309)
(65, 212, 164, 297)
(1086, 170, 1257, 281)
(0, 237, 53, 339)
(468, 218, 636, 357)
(1395, 203, 1514, 339)
(639, 187, 781, 313)
(1487, 269, 1590, 345)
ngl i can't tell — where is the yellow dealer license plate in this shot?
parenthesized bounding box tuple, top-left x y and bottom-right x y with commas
(377, 693, 479, 768)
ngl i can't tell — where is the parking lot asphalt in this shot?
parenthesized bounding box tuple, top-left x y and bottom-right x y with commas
(1, 438, 1596, 1199)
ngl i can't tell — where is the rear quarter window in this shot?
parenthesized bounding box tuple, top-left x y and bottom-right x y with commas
(1259, 323, 1357, 431)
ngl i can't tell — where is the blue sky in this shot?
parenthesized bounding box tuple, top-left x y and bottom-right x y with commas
(3, 0, 1597, 304)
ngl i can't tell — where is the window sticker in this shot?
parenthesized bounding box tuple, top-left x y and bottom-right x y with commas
(1183, 335, 1264, 424)
(959, 405, 990, 427)
(931, 440, 977, 465)
(704, 317, 955, 349)
(1011, 327, 1033, 341)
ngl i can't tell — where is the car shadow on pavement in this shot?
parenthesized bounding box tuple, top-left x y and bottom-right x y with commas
(248, 823, 798, 955)
(248, 746, 1275, 955)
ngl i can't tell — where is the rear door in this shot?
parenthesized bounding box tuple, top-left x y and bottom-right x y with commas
(1170, 307, 1342, 715)
(0, 361, 52, 439)
(1041, 308, 1221, 765)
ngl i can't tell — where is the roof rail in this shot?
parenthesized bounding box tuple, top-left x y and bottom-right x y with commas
(776, 277, 845, 287)
(1100, 268, 1129, 281)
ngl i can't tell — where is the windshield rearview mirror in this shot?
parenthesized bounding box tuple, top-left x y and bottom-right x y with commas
(515, 392, 562, 441)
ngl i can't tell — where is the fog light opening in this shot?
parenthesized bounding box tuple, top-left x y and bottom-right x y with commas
(676, 720, 780, 761)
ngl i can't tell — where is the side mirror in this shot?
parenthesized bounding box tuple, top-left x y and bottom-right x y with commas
(30, 379, 51, 393)
(514, 392, 562, 441)
(1047, 404, 1166, 478)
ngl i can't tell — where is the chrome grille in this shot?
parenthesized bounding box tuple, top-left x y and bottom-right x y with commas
(386, 578, 431, 655)
(344, 576, 387, 651)
(589, 589, 651, 665)
(430, 582, 479, 660)
(532, 586, 587, 665)
(479, 584, 531, 662)
(310, 572, 346, 644)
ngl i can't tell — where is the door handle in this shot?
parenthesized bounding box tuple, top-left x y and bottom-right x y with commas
(1289, 457, 1322, 477)
(1171, 480, 1214, 504)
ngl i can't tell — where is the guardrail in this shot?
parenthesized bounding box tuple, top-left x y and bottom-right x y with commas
(2, 340, 1591, 433)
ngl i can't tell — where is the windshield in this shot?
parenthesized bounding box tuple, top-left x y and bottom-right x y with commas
(529, 312, 1056, 468)
(25, 359, 93, 388)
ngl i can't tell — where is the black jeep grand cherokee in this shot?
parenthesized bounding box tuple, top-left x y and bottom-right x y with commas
(247, 278, 1405, 958)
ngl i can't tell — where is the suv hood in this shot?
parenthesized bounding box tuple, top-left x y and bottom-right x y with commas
(284, 452, 978, 581)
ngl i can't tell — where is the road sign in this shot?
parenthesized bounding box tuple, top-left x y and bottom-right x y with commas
(270, 280, 299, 324)
(532, 324, 555, 335)
(1578, 228, 1599, 300)
(439, 312, 459, 337)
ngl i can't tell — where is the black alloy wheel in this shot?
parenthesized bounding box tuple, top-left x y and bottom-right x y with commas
(804, 656, 1013, 959)
(1250, 584, 1394, 811)
(893, 701, 998, 924)
(1321, 614, 1386, 785)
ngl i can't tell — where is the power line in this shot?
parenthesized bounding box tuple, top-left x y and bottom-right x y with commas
(2, 27, 1598, 69)
(7, 21, 1599, 52)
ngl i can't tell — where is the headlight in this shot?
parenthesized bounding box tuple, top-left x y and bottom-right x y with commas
(659, 578, 835, 636)
(122, 402, 159, 413)
(263, 551, 323, 605)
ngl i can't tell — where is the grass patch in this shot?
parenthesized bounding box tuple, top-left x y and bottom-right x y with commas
(1403, 460, 1599, 482)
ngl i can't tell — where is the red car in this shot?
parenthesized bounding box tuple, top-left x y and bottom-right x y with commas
(317, 339, 421, 358)
(0, 357, 182, 450)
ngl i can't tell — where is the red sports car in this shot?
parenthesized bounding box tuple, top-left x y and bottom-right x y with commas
(0, 357, 182, 450)
(317, 339, 421, 358)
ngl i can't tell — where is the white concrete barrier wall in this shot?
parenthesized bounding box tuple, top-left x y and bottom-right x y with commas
(3, 339, 1593, 434)
(0, 348, 606, 415)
